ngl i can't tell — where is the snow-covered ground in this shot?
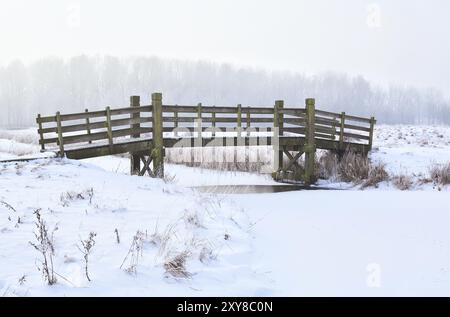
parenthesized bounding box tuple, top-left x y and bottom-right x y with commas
(1, 125, 450, 296)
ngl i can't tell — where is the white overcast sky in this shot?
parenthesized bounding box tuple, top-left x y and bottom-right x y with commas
(0, 0, 449, 96)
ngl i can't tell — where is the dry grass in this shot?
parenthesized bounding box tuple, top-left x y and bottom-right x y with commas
(60, 188, 94, 207)
(429, 163, 450, 186)
(316, 151, 339, 180)
(361, 163, 390, 189)
(337, 152, 370, 183)
(392, 174, 414, 190)
(164, 251, 192, 279)
(315, 150, 390, 188)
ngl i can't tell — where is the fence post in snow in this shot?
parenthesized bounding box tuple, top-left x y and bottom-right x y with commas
(152, 92, 164, 178)
(369, 116, 376, 151)
(130, 96, 141, 175)
(304, 98, 316, 185)
(273, 100, 284, 174)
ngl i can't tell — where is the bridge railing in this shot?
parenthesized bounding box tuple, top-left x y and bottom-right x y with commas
(36, 93, 376, 183)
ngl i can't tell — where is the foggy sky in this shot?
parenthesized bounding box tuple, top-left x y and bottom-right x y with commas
(0, 0, 449, 97)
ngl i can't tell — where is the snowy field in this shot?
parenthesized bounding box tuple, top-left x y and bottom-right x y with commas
(1, 125, 450, 296)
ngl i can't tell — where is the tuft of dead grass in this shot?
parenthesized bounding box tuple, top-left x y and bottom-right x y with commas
(429, 163, 450, 186)
(164, 251, 192, 279)
(361, 163, 390, 189)
(337, 152, 370, 183)
(316, 151, 339, 180)
(392, 174, 414, 190)
(315, 150, 390, 189)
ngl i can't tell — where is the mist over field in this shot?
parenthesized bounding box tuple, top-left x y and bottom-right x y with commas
(1, 55, 450, 128)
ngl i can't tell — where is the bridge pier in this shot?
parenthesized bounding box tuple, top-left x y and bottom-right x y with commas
(130, 96, 141, 175)
(272, 98, 317, 185)
(151, 93, 165, 178)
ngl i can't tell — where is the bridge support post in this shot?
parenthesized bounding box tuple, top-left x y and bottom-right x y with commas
(273, 100, 284, 175)
(152, 93, 165, 178)
(304, 98, 316, 185)
(130, 96, 141, 175)
(368, 116, 375, 151)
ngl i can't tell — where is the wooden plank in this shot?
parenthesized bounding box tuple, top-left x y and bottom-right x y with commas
(344, 114, 372, 123)
(36, 115, 57, 123)
(248, 117, 275, 123)
(110, 105, 152, 116)
(242, 107, 274, 114)
(65, 139, 153, 160)
(39, 137, 58, 145)
(343, 123, 371, 132)
(314, 117, 340, 127)
(59, 127, 151, 145)
(59, 110, 106, 122)
(279, 108, 306, 116)
(343, 132, 370, 141)
(283, 118, 307, 125)
(315, 109, 341, 118)
(59, 116, 151, 134)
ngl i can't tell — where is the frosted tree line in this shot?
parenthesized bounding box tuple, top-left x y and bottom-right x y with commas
(0, 55, 449, 128)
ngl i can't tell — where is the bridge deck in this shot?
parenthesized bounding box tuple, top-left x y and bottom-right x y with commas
(59, 136, 369, 160)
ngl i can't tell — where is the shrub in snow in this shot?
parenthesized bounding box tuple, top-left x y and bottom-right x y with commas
(78, 232, 97, 282)
(29, 209, 57, 285)
(120, 231, 146, 275)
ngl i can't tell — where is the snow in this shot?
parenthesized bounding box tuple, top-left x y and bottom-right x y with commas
(371, 125, 450, 176)
(0, 158, 272, 296)
(1, 125, 450, 296)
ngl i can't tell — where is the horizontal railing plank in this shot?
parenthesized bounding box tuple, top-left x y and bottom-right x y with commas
(343, 132, 370, 141)
(343, 123, 371, 132)
(344, 114, 372, 123)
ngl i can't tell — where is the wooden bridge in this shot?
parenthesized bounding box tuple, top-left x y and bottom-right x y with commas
(36, 93, 376, 184)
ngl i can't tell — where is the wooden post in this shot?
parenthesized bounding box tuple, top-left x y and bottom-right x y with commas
(368, 116, 375, 151)
(235, 104, 242, 164)
(211, 108, 216, 138)
(130, 96, 141, 175)
(237, 104, 242, 133)
(106, 106, 113, 152)
(85, 109, 92, 144)
(152, 93, 164, 178)
(304, 98, 316, 185)
(339, 112, 346, 150)
(274, 100, 284, 172)
(37, 114, 45, 152)
(246, 107, 251, 135)
(174, 108, 179, 130)
(56, 111, 65, 158)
